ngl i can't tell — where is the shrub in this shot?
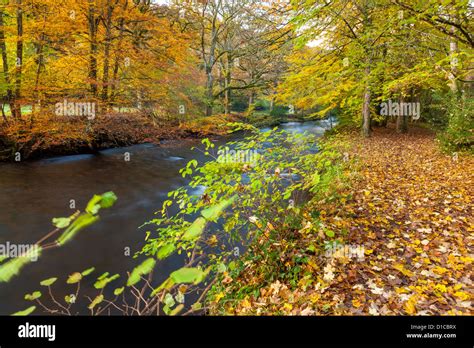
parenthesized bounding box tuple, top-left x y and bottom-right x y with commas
(438, 93, 474, 152)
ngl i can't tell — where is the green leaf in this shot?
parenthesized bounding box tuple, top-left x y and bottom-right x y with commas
(175, 291, 185, 304)
(150, 277, 175, 297)
(182, 217, 207, 241)
(228, 261, 237, 271)
(325, 230, 335, 238)
(192, 302, 202, 311)
(64, 295, 76, 304)
(52, 217, 72, 229)
(170, 267, 207, 285)
(81, 267, 95, 276)
(85, 191, 118, 218)
(12, 306, 36, 316)
(100, 191, 118, 209)
(0, 247, 42, 283)
(127, 258, 156, 287)
(67, 272, 82, 284)
(40, 277, 57, 287)
(88, 295, 104, 310)
(169, 304, 184, 316)
(98, 272, 109, 280)
(163, 293, 175, 308)
(156, 243, 176, 260)
(187, 159, 198, 168)
(163, 304, 172, 315)
(24, 291, 42, 301)
(216, 263, 227, 273)
(114, 287, 124, 296)
(94, 274, 120, 289)
(201, 195, 237, 221)
(85, 191, 117, 214)
(56, 213, 99, 246)
(85, 195, 102, 215)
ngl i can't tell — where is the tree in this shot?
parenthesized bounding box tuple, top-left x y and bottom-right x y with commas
(173, 0, 292, 116)
(277, 0, 472, 136)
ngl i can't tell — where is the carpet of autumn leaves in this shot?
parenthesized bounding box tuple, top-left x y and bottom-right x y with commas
(213, 126, 473, 315)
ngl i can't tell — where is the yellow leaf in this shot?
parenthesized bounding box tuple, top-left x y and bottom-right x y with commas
(405, 297, 417, 315)
(394, 264, 414, 277)
(352, 298, 362, 308)
(241, 298, 252, 308)
(214, 292, 225, 303)
(454, 291, 470, 301)
(434, 284, 447, 296)
(395, 287, 409, 294)
(433, 266, 448, 275)
(309, 293, 320, 304)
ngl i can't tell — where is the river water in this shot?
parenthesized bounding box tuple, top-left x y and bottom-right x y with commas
(0, 120, 332, 314)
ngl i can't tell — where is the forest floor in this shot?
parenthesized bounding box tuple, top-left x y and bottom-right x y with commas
(216, 125, 473, 315)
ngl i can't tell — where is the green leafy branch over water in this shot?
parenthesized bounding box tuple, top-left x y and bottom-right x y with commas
(0, 191, 117, 286)
(11, 125, 348, 316)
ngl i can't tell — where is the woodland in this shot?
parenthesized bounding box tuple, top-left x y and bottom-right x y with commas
(0, 0, 472, 317)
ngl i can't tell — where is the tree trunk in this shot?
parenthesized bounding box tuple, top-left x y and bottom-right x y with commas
(223, 55, 232, 115)
(396, 114, 408, 133)
(448, 26, 458, 93)
(1, 104, 7, 123)
(361, 0, 372, 137)
(361, 57, 371, 137)
(101, 0, 113, 103)
(136, 90, 142, 110)
(224, 90, 230, 114)
(205, 65, 213, 116)
(110, 1, 127, 105)
(0, 9, 14, 120)
(88, 0, 98, 97)
(396, 96, 408, 133)
(32, 33, 45, 119)
(203, 5, 218, 117)
(14, 0, 23, 119)
(362, 86, 371, 137)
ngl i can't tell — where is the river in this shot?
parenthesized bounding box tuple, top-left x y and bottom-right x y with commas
(0, 120, 333, 314)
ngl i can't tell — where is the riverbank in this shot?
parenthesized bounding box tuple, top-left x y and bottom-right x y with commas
(0, 120, 327, 315)
(208, 125, 473, 315)
(0, 112, 290, 162)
